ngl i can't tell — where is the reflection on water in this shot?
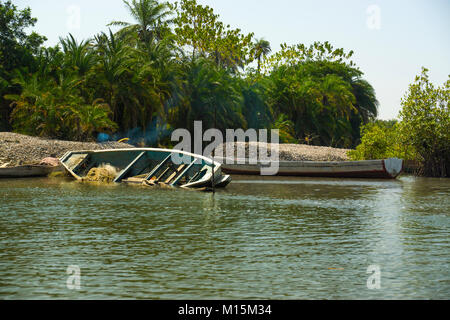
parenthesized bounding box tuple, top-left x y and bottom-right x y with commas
(0, 175, 448, 299)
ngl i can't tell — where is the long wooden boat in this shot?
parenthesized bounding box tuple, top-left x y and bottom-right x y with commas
(216, 157, 403, 179)
(60, 148, 231, 189)
(0, 165, 56, 178)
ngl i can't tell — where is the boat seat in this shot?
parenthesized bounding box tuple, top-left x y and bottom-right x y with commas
(145, 154, 172, 181)
(122, 177, 145, 184)
(187, 171, 201, 184)
(164, 164, 187, 184)
(155, 167, 171, 183)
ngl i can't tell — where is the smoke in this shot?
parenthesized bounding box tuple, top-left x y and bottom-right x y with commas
(97, 117, 173, 147)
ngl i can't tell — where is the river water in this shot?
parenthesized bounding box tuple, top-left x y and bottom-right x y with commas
(0, 175, 448, 299)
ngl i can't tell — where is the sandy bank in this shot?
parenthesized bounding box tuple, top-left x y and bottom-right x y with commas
(0, 132, 134, 167)
(0, 132, 351, 168)
(216, 142, 350, 162)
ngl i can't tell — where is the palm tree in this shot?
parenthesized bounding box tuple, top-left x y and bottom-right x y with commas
(0, 75, 10, 130)
(94, 30, 132, 126)
(253, 38, 271, 73)
(351, 78, 378, 123)
(59, 34, 95, 76)
(172, 58, 245, 133)
(6, 70, 83, 138)
(34, 46, 65, 80)
(69, 99, 117, 140)
(94, 29, 172, 136)
(108, 0, 173, 44)
(241, 80, 273, 130)
(319, 74, 356, 119)
(348, 78, 379, 146)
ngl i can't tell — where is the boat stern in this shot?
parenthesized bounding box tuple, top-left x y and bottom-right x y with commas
(383, 158, 404, 178)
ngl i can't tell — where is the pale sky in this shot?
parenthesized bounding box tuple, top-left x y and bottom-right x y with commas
(14, 0, 450, 120)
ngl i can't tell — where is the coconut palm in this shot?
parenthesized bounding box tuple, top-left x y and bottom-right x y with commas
(34, 46, 65, 80)
(59, 34, 95, 76)
(108, 0, 173, 44)
(351, 78, 378, 123)
(240, 79, 273, 129)
(8, 70, 118, 140)
(94, 29, 174, 135)
(69, 99, 117, 140)
(172, 58, 245, 133)
(93, 30, 133, 125)
(348, 78, 379, 146)
(253, 38, 271, 73)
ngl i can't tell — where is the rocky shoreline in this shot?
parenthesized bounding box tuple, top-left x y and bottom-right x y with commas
(0, 132, 134, 167)
(216, 142, 350, 162)
(0, 132, 351, 168)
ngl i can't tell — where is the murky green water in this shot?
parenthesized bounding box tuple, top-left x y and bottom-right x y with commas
(0, 175, 449, 299)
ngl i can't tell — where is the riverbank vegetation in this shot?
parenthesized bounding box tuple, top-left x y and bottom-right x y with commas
(348, 120, 413, 161)
(1, 0, 448, 176)
(349, 68, 449, 177)
(0, 0, 378, 148)
(399, 68, 448, 177)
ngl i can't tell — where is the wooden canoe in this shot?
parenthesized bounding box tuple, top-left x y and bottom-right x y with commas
(216, 157, 403, 179)
(60, 148, 231, 189)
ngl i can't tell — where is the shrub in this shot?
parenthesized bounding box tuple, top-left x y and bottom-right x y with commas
(398, 68, 449, 177)
(348, 121, 416, 161)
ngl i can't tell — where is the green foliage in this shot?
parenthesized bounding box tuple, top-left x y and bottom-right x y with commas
(349, 68, 449, 178)
(59, 34, 96, 76)
(0, 0, 47, 71)
(252, 38, 271, 74)
(348, 120, 416, 161)
(6, 71, 117, 140)
(108, 0, 173, 43)
(265, 44, 378, 148)
(169, 58, 246, 132)
(272, 114, 297, 143)
(240, 79, 273, 130)
(1, 0, 380, 148)
(171, 0, 254, 70)
(0, 74, 8, 130)
(0, 0, 47, 130)
(263, 41, 356, 73)
(398, 68, 450, 177)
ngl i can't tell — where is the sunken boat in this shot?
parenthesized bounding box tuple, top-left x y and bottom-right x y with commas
(60, 148, 231, 189)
